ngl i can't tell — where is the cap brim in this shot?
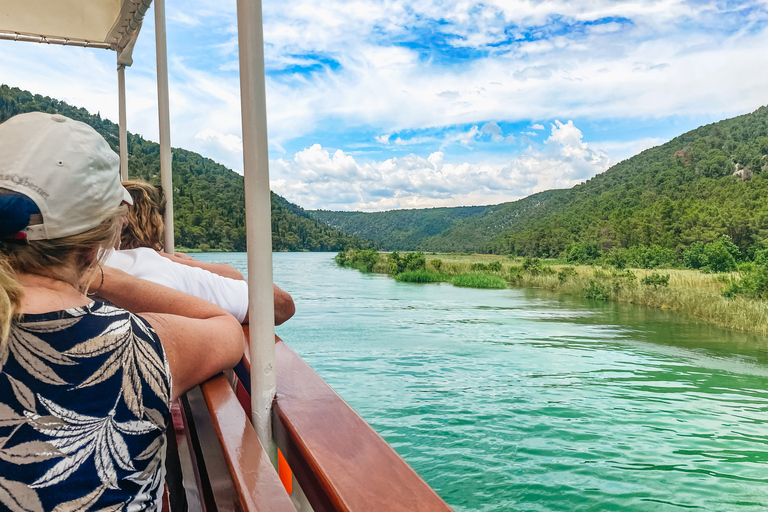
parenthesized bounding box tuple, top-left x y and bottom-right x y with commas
(121, 186, 134, 206)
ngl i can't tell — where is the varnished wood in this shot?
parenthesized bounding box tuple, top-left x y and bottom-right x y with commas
(273, 340, 453, 512)
(200, 373, 295, 512)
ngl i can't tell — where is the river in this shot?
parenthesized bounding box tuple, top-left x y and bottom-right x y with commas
(195, 251, 768, 511)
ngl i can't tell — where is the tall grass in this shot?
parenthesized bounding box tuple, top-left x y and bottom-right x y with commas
(450, 273, 508, 289)
(395, 270, 446, 283)
(512, 266, 768, 336)
(337, 251, 768, 335)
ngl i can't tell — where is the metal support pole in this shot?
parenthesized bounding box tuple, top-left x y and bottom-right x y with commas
(154, 0, 175, 253)
(236, 0, 277, 465)
(117, 64, 129, 181)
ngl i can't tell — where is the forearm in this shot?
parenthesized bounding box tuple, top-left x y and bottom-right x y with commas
(241, 284, 296, 325)
(94, 266, 232, 320)
(274, 284, 295, 325)
(158, 252, 244, 280)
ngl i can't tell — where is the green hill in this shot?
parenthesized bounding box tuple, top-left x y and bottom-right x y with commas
(315, 105, 768, 261)
(484, 106, 768, 258)
(0, 85, 373, 252)
(310, 205, 485, 251)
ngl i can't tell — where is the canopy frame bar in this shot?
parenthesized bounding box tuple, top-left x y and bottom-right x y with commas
(153, 0, 174, 253)
(118, 64, 129, 181)
(0, 32, 113, 49)
(237, 0, 278, 464)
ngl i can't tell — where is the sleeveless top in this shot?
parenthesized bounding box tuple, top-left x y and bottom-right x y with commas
(0, 301, 172, 512)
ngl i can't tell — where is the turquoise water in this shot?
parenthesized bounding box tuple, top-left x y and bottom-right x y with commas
(196, 252, 768, 511)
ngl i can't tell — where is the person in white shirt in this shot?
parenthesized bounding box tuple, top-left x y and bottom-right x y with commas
(105, 180, 295, 325)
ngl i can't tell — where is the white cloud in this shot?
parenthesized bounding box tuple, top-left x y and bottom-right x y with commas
(195, 129, 243, 153)
(270, 120, 611, 210)
(481, 122, 505, 142)
(592, 137, 667, 162)
(393, 135, 437, 145)
(1, 0, 766, 207)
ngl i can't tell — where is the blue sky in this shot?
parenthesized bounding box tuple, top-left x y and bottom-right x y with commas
(1, 0, 767, 210)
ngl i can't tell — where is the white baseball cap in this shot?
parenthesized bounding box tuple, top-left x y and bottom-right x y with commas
(0, 112, 132, 241)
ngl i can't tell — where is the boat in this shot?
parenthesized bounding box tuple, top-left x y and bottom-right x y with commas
(0, 2, 453, 510)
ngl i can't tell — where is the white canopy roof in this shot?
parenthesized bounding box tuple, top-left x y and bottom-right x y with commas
(0, 0, 150, 54)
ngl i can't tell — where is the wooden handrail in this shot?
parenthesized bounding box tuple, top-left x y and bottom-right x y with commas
(200, 373, 295, 512)
(272, 340, 453, 512)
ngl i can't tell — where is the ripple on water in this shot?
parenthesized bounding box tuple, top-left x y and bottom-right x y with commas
(198, 253, 768, 511)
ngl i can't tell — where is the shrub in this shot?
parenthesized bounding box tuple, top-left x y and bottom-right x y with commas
(404, 252, 426, 272)
(522, 257, 540, 271)
(508, 265, 524, 282)
(611, 269, 636, 281)
(522, 257, 554, 275)
(703, 240, 737, 273)
(635, 245, 677, 269)
(566, 241, 602, 265)
(388, 251, 405, 274)
(470, 263, 488, 271)
(641, 272, 670, 287)
(451, 273, 508, 289)
(395, 270, 445, 283)
(723, 264, 768, 298)
(715, 235, 741, 262)
(353, 249, 380, 272)
(388, 251, 426, 275)
(585, 280, 610, 300)
(603, 248, 629, 269)
(335, 250, 348, 266)
(754, 248, 768, 266)
(488, 261, 502, 272)
(557, 267, 578, 282)
(683, 242, 708, 269)
(431, 259, 443, 272)
(747, 240, 767, 262)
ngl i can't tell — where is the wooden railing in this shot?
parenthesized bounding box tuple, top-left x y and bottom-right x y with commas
(200, 374, 296, 511)
(169, 373, 294, 511)
(173, 328, 452, 511)
(233, 328, 452, 512)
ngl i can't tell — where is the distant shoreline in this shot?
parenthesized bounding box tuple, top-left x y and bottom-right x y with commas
(336, 250, 768, 337)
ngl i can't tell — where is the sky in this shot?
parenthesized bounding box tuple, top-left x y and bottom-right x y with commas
(1, 0, 767, 211)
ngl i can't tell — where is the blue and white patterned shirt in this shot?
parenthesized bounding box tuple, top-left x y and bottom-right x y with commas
(0, 301, 172, 511)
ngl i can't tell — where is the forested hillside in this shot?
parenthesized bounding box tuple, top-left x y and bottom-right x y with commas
(0, 85, 373, 252)
(314, 105, 768, 263)
(484, 106, 768, 259)
(310, 205, 485, 251)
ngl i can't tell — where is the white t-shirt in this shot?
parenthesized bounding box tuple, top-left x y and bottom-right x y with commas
(104, 248, 249, 323)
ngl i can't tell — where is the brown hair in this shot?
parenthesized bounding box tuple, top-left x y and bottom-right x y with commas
(120, 180, 165, 251)
(0, 205, 127, 344)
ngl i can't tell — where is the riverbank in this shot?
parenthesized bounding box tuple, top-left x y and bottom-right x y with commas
(335, 250, 768, 336)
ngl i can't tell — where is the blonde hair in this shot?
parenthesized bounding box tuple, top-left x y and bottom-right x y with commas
(120, 180, 165, 251)
(0, 205, 127, 344)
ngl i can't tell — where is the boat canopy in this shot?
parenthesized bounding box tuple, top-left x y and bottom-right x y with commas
(0, 0, 149, 60)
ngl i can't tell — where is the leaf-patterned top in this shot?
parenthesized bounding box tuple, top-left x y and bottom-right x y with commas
(0, 301, 172, 512)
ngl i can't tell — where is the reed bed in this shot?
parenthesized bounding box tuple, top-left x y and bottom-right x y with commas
(340, 251, 768, 335)
(450, 273, 508, 289)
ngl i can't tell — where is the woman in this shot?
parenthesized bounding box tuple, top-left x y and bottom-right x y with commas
(0, 112, 244, 511)
(109, 180, 296, 325)
(120, 179, 166, 252)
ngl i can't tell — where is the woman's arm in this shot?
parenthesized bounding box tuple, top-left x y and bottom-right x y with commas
(157, 251, 244, 280)
(241, 284, 296, 326)
(94, 266, 245, 400)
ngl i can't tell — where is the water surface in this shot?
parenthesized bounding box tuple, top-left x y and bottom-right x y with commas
(196, 252, 768, 511)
